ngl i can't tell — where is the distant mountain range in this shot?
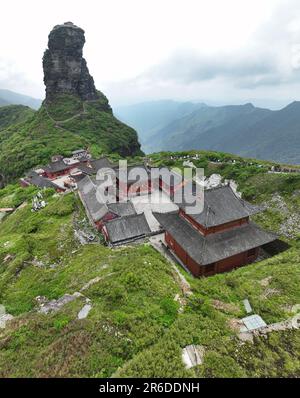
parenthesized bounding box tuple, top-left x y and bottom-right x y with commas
(116, 100, 206, 143)
(116, 100, 300, 164)
(2, 89, 300, 164)
(0, 97, 9, 107)
(0, 89, 42, 109)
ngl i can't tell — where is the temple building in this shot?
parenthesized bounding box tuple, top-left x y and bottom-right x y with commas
(20, 171, 64, 192)
(77, 175, 151, 245)
(153, 185, 277, 277)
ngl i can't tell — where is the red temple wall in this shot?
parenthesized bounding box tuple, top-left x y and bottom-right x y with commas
(165, 231, 259, 277)
(179, 209, 249, 236)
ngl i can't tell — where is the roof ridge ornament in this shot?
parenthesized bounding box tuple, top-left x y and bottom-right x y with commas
(229, 184, 246, 207)
(204, 204, 214, 228)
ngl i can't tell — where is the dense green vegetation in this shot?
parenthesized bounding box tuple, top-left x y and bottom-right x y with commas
(0, 94, 142, 183)
(0, 189, 181, 376)
(117, 256, 300, 378)
(149, 150, 300, 199)
(46, 94, 84, 120)
(0, 105, 35, 131)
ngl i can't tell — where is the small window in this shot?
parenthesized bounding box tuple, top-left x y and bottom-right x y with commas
(247, 248, 256, 257)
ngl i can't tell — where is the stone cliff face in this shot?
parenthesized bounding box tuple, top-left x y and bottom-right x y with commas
(43, 22, 99, 102)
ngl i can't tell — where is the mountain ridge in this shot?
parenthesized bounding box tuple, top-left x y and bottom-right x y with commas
(0, 105, 35, 131)
(145, 103, 272, 152)
(0, 89, 42, 109)
(116, 100, 206, 144)
(121, 100, 300, 164)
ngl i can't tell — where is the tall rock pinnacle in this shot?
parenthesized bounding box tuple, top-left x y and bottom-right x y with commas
(43, 22, 99, 101)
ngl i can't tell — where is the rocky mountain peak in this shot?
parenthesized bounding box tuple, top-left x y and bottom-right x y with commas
(43, 22, 98, 101)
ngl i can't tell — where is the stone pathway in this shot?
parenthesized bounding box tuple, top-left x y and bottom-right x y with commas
(36, 271, 116, 316)
(80, 272, 115, 292)
(44, 103, 85, 124)
(36, 292, 87, 314)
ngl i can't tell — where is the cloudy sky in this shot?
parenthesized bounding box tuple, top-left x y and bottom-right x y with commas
(1, 0, 300, 108)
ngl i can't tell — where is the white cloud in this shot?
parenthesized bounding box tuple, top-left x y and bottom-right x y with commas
(0, 0, 299, 108)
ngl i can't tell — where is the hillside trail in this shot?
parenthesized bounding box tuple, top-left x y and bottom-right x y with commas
(44, 101, 88, 124)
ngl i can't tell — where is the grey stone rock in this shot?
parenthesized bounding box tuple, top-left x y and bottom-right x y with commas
(182, 345, 205, 368)
(77, 304, 92, 319)
(37, 292, 84, 314)
(43, 22, 101, 102)
(0, 305, 14, 329)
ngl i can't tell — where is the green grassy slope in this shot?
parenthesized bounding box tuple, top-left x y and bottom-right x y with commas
(0, 150, 300, 377)
(0, 94, 142, 183)
(0, 188, 180, 377)
(116, 250, 300, 377)
(0, 105, 35, 131)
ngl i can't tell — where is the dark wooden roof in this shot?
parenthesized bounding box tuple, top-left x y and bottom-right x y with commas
(44, 160, 71, 173)
(90, 157, 115, 173)
(77, 176, 109, 222)
(180, 185, 261, 227)
(76, 162, 94, 175)
(107, 202, 136, 217)
(72, 174, 86, 182)
(105, 213, 151, 244)
(77, 175, 136, 223)
(153, 211, 276, 265)
(26, 171, 61, 190)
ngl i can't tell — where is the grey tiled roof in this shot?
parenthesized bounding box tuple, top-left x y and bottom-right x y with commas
(107, 202, 136, 217)
(72, 174, 86, 182)
(105, 213, 151, 244)
(77, 176, 109, 222)
(77, 175, 136, 223)
(77, 162, 94, 175)
(44, 160, 71, 173)
(90, 157, 115, 173)
(180, 185, 261, 227)
(26, 171, 61, 190)
(153, 211, 276, 265)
